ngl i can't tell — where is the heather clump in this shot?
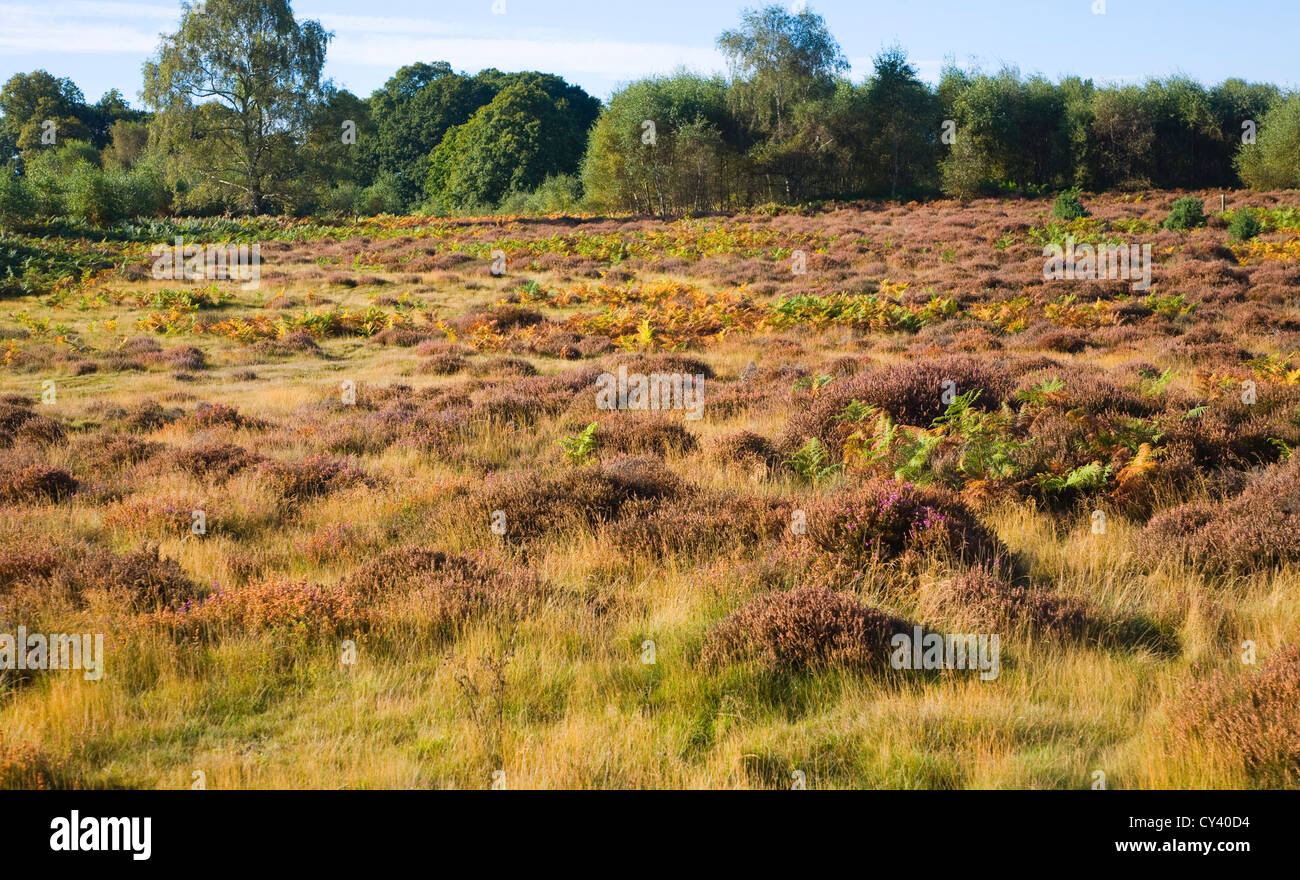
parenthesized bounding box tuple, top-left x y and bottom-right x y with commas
(803, 477, 1004, 568)
(700, 586, 911, 673)
(1170, 645, 1300, 786)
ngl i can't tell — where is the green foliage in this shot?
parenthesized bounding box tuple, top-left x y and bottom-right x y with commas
(426, 79, 599, 213)
(0, 170, 36, 226)
(1162, 197, 1206, 231)
(1228, 208, 1262, 241)
(142, 0, 330, 214)
(356, 175, 406, 216)
(786, 437, 839, 484)
(1033, 461, 1112, 495)
(497, 174, 584, 215)
(792, 373, 834, 393)
(1237, 93, 1300, 190)
(1052, 188, 1088, 220)
(1141, 368, 1177, 396)
(716, 4, 847, 139)
(558, 423, 599, 465)
(1145, 293, 1194, 317)
(931, 391, 1023, 481)
(581, 73, 735, 216)
(1015, 376, 1066, 407)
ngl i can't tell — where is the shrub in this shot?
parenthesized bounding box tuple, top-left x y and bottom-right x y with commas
(607, 492, 792, 557)
(927, 567, 1090, 638)
(480, 455, 684, 540)
(1051, 189, 1088, 220)
(262, 455, 368, 502)
(118, 399, 181, 432)
(357, 174, 406, 216)
(1237, 94, 1300, 190)
(1228, 208, 1262, 241)
(0, 172, 36, 226)
(418, 352, 468, 375)
(180, 403, 265, 432)
(0, 466, 78, 503)
(1162, 197, 1206, 231)
(1139, 457, 1300, 573)
(63, 543, 203, 611)
(780, 356, 1013, 453)
(1170, 644, 1300, 786)
(170, 443, 260, 482)
(592, 415, 699, 457)
(162, 578, 362, 635)
(700, 586, 911, 672)
(340, 547, 546, 629)
(802, 478, 1004, 568)
(707, 430, 780, 467)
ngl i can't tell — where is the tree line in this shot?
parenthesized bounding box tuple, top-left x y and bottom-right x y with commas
(2, 0, 1299, 224)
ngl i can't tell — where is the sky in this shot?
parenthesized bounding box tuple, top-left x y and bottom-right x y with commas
(1, 0, 1297, 106)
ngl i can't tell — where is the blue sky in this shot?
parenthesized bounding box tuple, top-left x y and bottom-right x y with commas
(1, 0, 1296, 105)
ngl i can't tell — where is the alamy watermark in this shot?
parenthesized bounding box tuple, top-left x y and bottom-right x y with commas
(595, 365, 705, 421)
(890, 626, 1000, 681)
(151, 237, 261, 290)
(0, 628, 104, 680)
(1043, 235, 1151, 291)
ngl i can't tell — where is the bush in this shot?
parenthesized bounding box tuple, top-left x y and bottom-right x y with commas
(1051, 188, 1088, 220)
(261, 454, 367, 501)
(1162, 197, 1206, 231)
(339, 547, 546, 629)
(1228, 208, 1262, 241)
(0, 170, 36, 226)
(1171, 644, 1300, 786)
(479, 455, 684, 540)
(65, 161, 120, 224)
(700, 586, 910, 672)
(0, 466, 78, 503)
(1139, 456, 1300, 574)
(497, 174, 584, 215)
(803, 477, 1005, 568)
(170, 443, 261, 482)
(324, 182, 363, 215)
(927, 567, 1090, 638)
(607, 491, 791, 557)
(592, 415, 699, 457)
(357, 174, 406, 216)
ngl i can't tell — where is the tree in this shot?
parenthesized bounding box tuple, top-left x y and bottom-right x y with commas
(582, 73, 735, 215)
(1210, 79, 1279, 186)
(425, 79, 599, 212)
(0, 70, 91, 154)
(862, 47, 940, 197)
(718, 4, 847, 139)
(104, 120, 150, 170)
(1237, 93, 1300, 190)
(1083, 86, 1156, 190)
(300, 88, 374, 210)
(718, 4, 847, 201)
(142, 0, 330, 214)
(363, 62, 496, 208)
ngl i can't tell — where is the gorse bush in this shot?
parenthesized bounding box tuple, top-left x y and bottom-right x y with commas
(1228, 208, 1262, 241)
(1051, 188, 1088, 220)
(1163, 197, 1206, 231)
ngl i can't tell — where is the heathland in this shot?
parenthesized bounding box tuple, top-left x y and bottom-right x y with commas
(2, 190, 1298, 788)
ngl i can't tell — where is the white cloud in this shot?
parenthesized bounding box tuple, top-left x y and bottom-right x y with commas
(0, 2, 724, 88)
(331, 33, 724, 80)
(0, 2, 173, 55)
